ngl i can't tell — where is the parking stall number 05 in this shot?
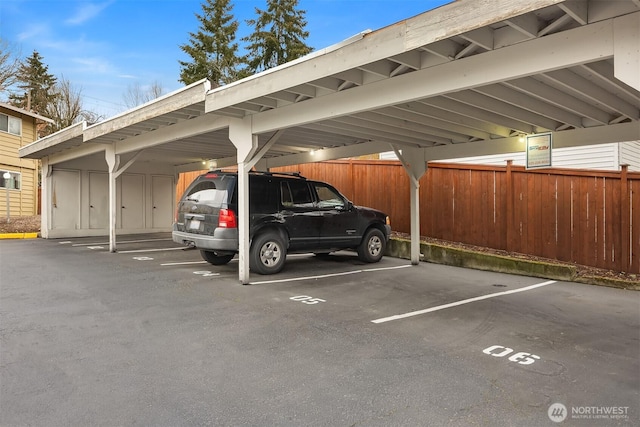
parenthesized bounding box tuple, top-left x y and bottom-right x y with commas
(290, 295, 326, 305)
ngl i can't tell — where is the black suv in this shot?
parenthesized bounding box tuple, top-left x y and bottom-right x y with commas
(172, 171, 391, 274)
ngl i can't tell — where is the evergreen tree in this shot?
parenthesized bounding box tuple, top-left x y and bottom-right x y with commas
(179, 0, 243, 87)
(243, 0, 312, 74)
(9, 50, 57, 115)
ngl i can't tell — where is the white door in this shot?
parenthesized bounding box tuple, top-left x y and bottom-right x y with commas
(51, 170, 80, 230)
(120, 174, 144, 229)
(89, 172, 108, 229)
(152, 175, 174, 228)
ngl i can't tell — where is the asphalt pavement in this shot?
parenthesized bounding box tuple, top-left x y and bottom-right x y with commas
(1, 235, 638, 426)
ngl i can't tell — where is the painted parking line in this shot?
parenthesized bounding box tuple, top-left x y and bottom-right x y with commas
(71, 238, 172, 247)
(160, 261, 208, 266)
(250, 264, 411, 285)
(371, 280, 557, 324)
(117, 247, 185, 254)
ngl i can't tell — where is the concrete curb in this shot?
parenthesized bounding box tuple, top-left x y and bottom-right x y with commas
(0, 232, 40, 240)
(386, 238, 639, 291)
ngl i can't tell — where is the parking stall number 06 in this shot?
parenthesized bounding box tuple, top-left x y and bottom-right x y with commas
(289, 295, 326, 305)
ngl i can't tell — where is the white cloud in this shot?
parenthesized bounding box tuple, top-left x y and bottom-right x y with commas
(65, 1, 113, 25)
(17, 23, 49, 41)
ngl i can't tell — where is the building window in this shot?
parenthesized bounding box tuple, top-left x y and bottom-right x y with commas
(0, 170, 21, 190)
(0, 113, 22, 136)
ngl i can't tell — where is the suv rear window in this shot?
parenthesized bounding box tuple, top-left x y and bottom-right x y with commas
(185, 176, 234, 207)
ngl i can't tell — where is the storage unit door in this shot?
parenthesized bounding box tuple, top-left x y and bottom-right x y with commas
(120, 174, 144, 229)
(51, 170, 80, 230)
(152, 175, 173, 228)
(89, 172, 108, 229)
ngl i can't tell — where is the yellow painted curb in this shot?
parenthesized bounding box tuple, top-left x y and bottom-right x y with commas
(0, 232, 39, 239)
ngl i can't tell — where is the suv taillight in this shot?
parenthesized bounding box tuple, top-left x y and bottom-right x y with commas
(218, 209, 237, 228)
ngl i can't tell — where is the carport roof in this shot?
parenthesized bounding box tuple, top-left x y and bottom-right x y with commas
(20, 0, 640, 168)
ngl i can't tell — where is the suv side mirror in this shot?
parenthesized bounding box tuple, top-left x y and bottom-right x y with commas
(344, 201, 354, 211)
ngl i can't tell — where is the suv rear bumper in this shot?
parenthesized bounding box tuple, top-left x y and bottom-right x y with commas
(172, 229, 238, 252)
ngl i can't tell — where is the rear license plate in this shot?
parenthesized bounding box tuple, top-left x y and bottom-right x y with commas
(189, 219, 201, 230)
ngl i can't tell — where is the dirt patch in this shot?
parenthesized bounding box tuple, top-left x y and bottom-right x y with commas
(0, 215, 41, 234)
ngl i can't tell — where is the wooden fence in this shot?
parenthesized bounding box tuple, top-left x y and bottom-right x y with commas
(178, 160, 639, 274)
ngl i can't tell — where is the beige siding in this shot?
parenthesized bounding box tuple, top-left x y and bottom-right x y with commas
(620, 141, 640, 171)
(1, 107, 40, 216)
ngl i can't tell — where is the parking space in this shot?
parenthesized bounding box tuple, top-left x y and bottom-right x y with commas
(1, 235, 638, 426)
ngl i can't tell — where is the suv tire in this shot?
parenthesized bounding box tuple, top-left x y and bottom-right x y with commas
(250, 231, 287, 275)
(200, 250, 234, 265)
(357, 228, 386, 263)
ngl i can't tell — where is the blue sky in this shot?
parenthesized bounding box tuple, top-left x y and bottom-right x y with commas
(1, 0, 450, 117)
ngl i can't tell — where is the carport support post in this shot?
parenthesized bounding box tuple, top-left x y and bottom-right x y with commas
(229, 118, 259, 284)
(392, 146, 427, 265)
(105, 146, 120, 253)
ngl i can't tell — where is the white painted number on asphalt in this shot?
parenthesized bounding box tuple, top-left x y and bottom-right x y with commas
(482, 345, 540, 365)
(133, 256, 154, 261)
(193, 271, 220, 277)
(289, 295, 326, 305)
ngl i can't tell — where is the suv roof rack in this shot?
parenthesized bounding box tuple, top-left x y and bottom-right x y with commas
(252, 170, 307, 179)
(203, 169, 307, 180)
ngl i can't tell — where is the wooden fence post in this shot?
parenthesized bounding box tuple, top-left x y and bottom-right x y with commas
(506, 160, 514, 252)
(620, 164, 630, 272)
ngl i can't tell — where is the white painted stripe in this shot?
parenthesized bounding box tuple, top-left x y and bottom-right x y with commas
(71, 238, 172, 247)
(251, 270, 363, 285)
(250, 264, 411, 285)
(118, 247, 185, 254)
(371, 280, 557, 324)
(160, 261, 208, 266)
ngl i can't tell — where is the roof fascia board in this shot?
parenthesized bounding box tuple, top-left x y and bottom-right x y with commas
(251, 18, 614, 134)
(205, 0, 564, 113)
(19, 121, 86, 158)
(0, 102, 55, 123)
(83, 79, 210, 142)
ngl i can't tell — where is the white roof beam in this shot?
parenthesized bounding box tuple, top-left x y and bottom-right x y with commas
(308, 76, 342, 91)
(333, 69, 364, 85)
(374, 106, 492, 141)
(358, 60, 393, 78)
(393, 102, 512, 137)
(352, 111, 471, 142)
(559, 0, 588, 26)
(421, 39, 460, 60)
(324, 116, 451, 145)
(543, 69, 639, 120)
(304, 122, 437, 147)
(504, 77, 611, 124)
(474, 83, 585, 128)
(113, 114, 232, 155)
(446, 91, 559, 130)
(389, 51, 422, 69)
(422, 97, 537, 134)
(581, 62, 640, 105)
(250, 18, 614, 134)
(538, 13, 573, 37)
(454, 43, 479, 59)
(505, 14, 539, 38)
(460, 27, 494, 51)
(287, 84, 316, 98)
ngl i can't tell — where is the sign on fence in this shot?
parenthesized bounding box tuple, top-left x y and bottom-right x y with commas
(526, 132, 552, 169)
